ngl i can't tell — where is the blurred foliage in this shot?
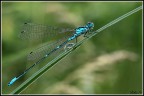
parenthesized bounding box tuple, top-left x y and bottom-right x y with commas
(2, 2, 142, 94)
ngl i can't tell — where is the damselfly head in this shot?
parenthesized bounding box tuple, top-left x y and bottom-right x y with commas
(86, 22, 94, 29)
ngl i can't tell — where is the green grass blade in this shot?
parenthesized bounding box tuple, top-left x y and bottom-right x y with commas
(10, 6, 142, 94)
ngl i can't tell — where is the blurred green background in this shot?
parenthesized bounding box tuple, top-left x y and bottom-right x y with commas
(2, 2, 142, 94)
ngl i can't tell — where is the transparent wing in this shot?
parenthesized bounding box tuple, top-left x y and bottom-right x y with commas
(19, 23, 75, 40)
(27, 36, 70, 61)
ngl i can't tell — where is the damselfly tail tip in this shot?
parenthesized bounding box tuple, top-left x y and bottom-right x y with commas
(24, 22, 28, 24)
(8, 77, 17, 86)
(8, 83, 11, 86)
(30, 52, 33, 54)
(21, 31, 25, 33)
